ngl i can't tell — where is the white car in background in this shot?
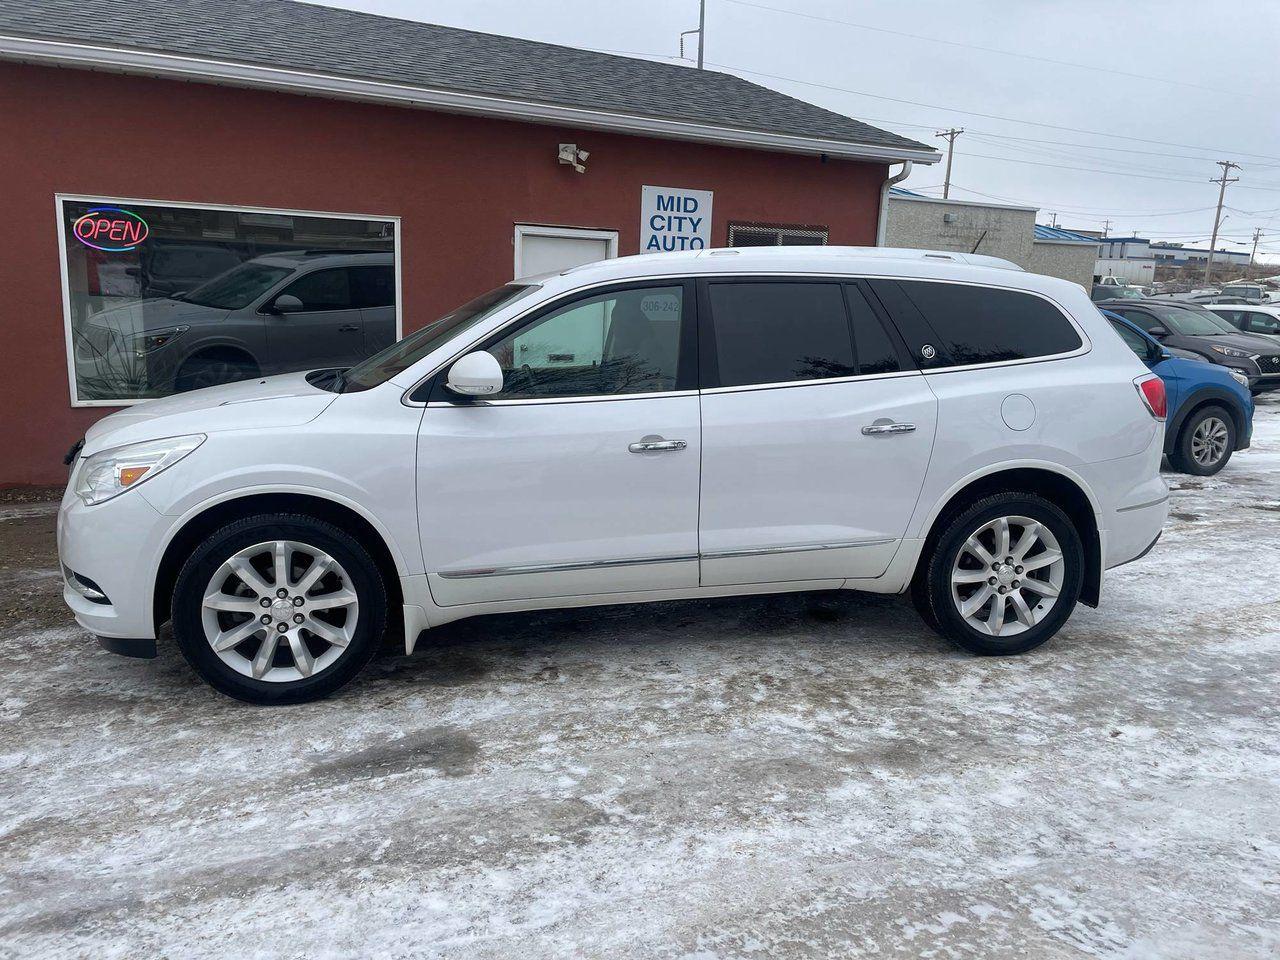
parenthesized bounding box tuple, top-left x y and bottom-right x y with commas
(58, 247, 1169, 703)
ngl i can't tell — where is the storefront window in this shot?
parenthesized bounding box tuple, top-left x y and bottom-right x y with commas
(59, 197, 398, 403)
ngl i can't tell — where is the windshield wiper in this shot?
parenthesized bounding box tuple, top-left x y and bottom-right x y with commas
(331, 368, 348, 393)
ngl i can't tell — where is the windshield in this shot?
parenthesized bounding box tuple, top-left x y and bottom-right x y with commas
(179, 262, 291, 309)
(1150, 304, 1237, 336)
(341, 283, 538, 392)
(1114, 286, 1144, 299)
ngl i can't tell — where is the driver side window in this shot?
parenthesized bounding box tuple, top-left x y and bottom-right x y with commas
(277, 268, 352, 312)
(485, 286, 686, 399)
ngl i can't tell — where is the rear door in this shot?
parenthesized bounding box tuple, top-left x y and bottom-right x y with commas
(697, 278, 937, 586)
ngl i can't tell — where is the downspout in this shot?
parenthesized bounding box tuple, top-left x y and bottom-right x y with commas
(875, 161, 912, 247)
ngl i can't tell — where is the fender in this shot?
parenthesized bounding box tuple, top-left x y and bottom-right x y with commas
(908, 458, 1104, 543)
(1165, 385, 1247, 454)
(143, 481, 417, 637)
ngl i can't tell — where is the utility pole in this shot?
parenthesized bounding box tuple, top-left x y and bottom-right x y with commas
(1205, 160, 1241, 284)
(1048, 212, 1059, 228)
(680, 0, 707, 68)
(1251, 227, 1263, 266)
(935, 128, 964, 200)
(1101, 219, 1112, 238)
(697, 0, 705, 69)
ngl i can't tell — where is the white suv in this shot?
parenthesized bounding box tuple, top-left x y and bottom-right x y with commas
(58, 247, 1169, 703)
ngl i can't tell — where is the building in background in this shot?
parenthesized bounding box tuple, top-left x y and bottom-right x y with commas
(0, 0, 938, 485)
(1149, 242, 1251, 269)
(1095, 236, 1156, 286)
(883, 189, 1098, 288)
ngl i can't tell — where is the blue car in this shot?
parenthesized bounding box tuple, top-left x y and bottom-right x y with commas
(1104, 311, 1253, 475)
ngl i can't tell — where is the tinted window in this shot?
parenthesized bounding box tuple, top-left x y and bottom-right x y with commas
(709, 282, 854, 387)
(350, 265, 395, 308)
(486, 286, 685, 399)
(280, 268, 352, 311)
(1108, 319, 1153, 359)
(846, 285, 900, 374)
(875, 280, 1082, 366)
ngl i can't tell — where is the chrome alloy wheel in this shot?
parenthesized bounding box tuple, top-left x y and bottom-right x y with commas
(1191, 416, 1230, 468)
(950, 516, 1065, 637)
(200, 540, 359, 682)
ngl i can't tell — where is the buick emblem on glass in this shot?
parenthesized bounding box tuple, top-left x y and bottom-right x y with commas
(921, 344, 937, 360)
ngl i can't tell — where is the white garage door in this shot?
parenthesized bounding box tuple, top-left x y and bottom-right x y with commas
(514, 225, 619, 279)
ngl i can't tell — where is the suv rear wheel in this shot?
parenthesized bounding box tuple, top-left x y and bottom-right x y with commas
(914, 493, 1084, 656)
(1170, 405, 1235, 476)
(172, 513, 387, 703)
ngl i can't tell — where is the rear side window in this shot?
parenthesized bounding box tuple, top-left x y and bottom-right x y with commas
(870, 280, 1082, 367)
(707, 282, 855, 387)
(845, 285, 901, 374)
(350, 265, 395, 308)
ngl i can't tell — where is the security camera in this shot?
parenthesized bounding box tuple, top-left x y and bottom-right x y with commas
(558, 142, 589, 173)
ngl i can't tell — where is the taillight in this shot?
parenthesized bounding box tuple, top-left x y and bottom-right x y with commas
(1135, 375, 1166, 420)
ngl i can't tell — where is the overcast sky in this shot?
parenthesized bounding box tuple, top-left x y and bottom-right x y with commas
(314, 0, 1280, 264)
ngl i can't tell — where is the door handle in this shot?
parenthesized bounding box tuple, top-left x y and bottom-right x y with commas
(861, 422, 916, 436)
(629, 436, 687, 453)
(337, 324, 359, 333)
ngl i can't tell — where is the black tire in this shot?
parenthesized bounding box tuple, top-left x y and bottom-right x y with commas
(172, 513, 387, 704)
(1170, 404, 1235, 476)
(915, 492, 1084, 656)
(175, 353, 259, 392)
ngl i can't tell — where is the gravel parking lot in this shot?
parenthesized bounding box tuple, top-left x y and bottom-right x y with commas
(2, 400, 1278, 960)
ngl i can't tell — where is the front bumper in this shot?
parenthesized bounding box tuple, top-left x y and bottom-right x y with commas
(57, 478, 169, 641)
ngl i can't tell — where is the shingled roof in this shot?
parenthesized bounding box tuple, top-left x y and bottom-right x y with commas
(0, 0, 938, 163)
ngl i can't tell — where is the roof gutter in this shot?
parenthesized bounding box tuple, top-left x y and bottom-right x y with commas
(875, 161, 913, 246)
(0, 35, 942, 164)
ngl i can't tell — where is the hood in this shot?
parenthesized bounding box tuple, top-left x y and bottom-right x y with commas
(86, 296, 229, 333)
(82, 371, 338, 455)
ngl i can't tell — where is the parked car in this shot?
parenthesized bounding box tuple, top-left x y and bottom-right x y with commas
(60, 247, 1168, 703)
(1091, 283, 1143, 303)
(1219, 283, 1274, 304)
(1099, 297, 1280, 393)
(72, 251, 396, 397)
(1103, 311, 1252, 475)
(1207, 304, 1280, 343)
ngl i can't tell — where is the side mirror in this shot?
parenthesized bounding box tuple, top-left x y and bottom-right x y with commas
(1147, 325, 1169, 339)
(272, 294, 304, 314)
(446, 351, 503, 397)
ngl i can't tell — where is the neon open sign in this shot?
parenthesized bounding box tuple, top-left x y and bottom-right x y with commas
(72, 207, 150, 252)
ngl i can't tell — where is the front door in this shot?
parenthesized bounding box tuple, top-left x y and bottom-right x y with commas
(265, 267, 366, 373)
(697, 279, 937, 586)
(418, 281, 700, 606)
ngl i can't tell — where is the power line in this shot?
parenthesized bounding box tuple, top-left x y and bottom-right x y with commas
(702, 59, 1280, 163)
(717, 0, 1254, 100)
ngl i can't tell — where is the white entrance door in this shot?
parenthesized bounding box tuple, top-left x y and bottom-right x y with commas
(514, 225, 618, 278)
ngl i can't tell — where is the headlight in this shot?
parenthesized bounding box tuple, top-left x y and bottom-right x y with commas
(127, 325, 189, 357)
(74, 434, 204, 505)
(1229, 369, 1251, 387)
(1210, 345, 1259, 360)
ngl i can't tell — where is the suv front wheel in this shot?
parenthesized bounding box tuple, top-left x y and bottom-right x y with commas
(172, 513, 387, 703)
(914, 493, 1084, 656)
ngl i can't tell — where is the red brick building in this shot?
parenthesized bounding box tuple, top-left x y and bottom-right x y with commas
(0, 0, 937, 485)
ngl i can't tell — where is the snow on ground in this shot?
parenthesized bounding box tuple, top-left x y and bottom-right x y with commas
(2, 400, 1279, 959)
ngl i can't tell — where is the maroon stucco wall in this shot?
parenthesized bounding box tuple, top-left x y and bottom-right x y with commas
(0, 61, 887, 485)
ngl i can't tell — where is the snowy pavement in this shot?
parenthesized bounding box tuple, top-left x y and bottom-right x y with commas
(2, 400, 1279, 960)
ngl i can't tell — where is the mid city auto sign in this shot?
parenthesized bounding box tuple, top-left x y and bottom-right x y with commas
(641, 185, 713, 253)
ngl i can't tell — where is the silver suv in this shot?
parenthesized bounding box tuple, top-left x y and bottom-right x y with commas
(73, 251, 396, 397)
